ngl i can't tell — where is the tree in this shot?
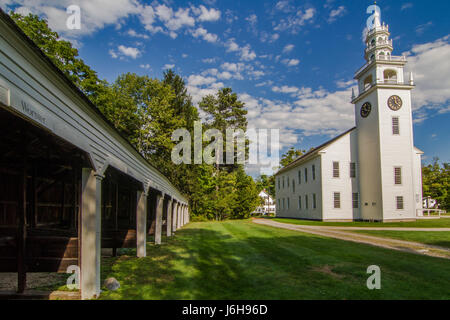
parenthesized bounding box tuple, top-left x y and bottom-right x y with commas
(280, 147, 305, 168)
(234, 167, 260, 219)
(163, 69, 199, 132)
(422, 158, 449, 210)
(10, 12, 105, 105)
(199, 88, 248, 172)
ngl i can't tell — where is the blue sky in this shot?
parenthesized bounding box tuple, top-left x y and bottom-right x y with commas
(1, 0, 449, 175)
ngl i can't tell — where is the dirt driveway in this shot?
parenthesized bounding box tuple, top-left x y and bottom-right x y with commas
(253, 219, 450, 260)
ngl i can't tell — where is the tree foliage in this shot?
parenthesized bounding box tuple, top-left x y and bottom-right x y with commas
(280, 147, 306, 168)
(422, 159, 449, 210)
(12, 12, 261, 221)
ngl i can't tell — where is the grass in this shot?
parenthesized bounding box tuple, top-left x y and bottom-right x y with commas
(271, 217, 450, 228)
(99, 220, 450, 300)
(351, 230, 450, 249)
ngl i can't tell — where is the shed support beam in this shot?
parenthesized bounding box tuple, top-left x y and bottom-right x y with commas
(166, 199, 173, 237)
(80, 168, 103, 300)
(154, 194, 163, 245)
(136, 191, 147, 258)
(172, 202, 178, 233)
(17, 165, 27, 293)
(177, 204, 181, 230)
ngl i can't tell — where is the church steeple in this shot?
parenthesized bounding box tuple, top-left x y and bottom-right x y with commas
(352, 4, 412, 102)
(364, 6, 392, 63)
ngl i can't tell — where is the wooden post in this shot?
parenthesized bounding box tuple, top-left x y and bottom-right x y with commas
(154, 194, 163, 245)
(136, 190, 147, 257)
(166, 199, 172, 237)
(80, 168, 102, 300)
(30, 166, 37, 228)
(113, 182, 118, 257)
(172, 202, 177, 234)
(60, 181, 65, 225)
(17, 164, 27, 293)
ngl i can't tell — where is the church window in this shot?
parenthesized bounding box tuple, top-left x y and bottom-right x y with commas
(287, 197, 290, 209)
(350, 162, 356, 178)
(282, 176, 285, 188)
(312, 165, 316, 180)
(298, 171, 301, 184)
(394, 167, 402, 185)
(313, 194, 317, 209)
(363, 75, 373, 90)
(304, 168, 308, 183)
(334, 192, 341, 209)
(287, 178, 290, 188)
(384, 69, 397, 83)
(292, 180, 295, 193)
(396, 196, 404, 210)
(298, 196, 302, 210)
(333, 162, 340, 178)
(282, 198, 285, 210)
(305, 195, 309, 209)
(392, 117, 400, 135)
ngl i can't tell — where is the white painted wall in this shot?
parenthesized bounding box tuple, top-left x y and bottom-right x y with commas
(355, 90, 384, 220)
(321, 131, 360, 221)
(276, 156, 322, 220)
(377, 88, 416, 220)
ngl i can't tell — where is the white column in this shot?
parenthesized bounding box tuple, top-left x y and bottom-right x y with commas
(154, 193, 164, 245)
(80, 168, 102, 300)
(177, 204, 182, 230)
(166, 199, 172, 237)
(172, 202, 178, 233)
(136, 190, 147, 258)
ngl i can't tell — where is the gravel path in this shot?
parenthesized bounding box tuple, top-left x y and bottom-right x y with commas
(253, 219, 450, 260)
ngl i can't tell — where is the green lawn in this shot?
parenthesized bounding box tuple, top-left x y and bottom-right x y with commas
(352, 230, 450, 249)
(99, 220, 450, 300)
(271, 217, 450, 228)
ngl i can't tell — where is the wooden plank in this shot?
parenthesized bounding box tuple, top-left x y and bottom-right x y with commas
(16, 164, 27, 293)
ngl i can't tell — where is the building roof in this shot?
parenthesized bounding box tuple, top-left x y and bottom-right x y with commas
(275, 127, 356, 176)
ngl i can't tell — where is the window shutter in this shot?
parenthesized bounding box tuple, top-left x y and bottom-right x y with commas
(392, 117, 400, 135)
(334, 192, 341, 209)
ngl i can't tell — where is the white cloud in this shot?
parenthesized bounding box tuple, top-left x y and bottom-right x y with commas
(282, 44, 295, 54)
(192, 5, 221, 22)
(140, 63, 151, 70)
(191, 27, 218, 43)
(281, 58, 300, 67)
(274, 7, 315, 34)
(127, 29, 149, 39)
(110, 45, 141, 60)
(118, 45, 141, 59)
(225, 39, 256, 61)
(162, 64, 175, 70)
(3, 0, 142, 39)
(415, 22, 433, 36)
(404, 35, 450, 119)
(328, 6, 346, 23)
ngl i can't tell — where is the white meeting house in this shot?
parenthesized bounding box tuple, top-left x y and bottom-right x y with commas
(275, 9, 423, 222)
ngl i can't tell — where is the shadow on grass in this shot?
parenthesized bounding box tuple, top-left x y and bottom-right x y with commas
(99, 221, 450, 300)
